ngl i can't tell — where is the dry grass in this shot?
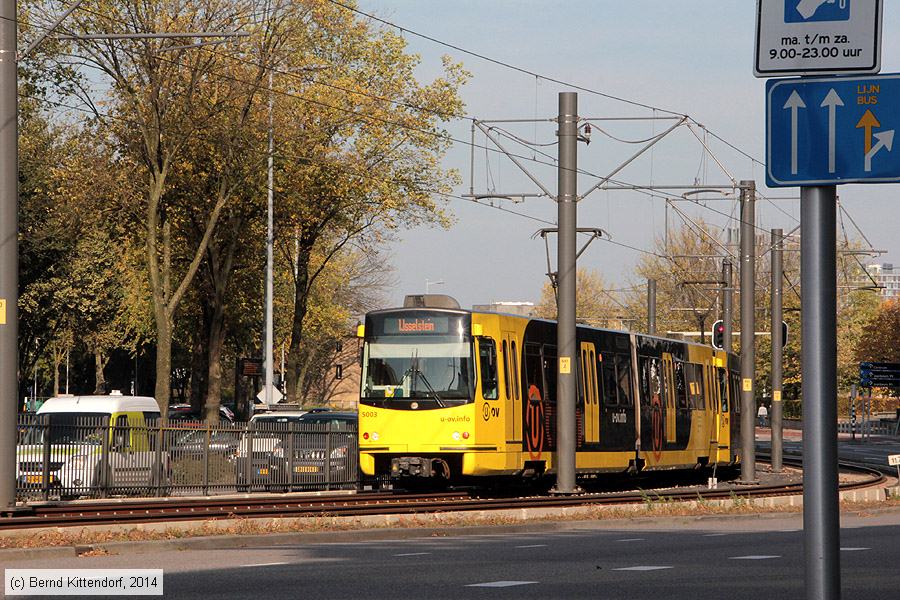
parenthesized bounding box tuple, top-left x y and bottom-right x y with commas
(2, 493, 897, 551)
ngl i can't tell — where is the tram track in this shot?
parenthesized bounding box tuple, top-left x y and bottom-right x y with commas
(0, 460, 886, 531)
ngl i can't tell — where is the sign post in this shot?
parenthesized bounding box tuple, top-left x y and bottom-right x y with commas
(759, 3, 888, 599)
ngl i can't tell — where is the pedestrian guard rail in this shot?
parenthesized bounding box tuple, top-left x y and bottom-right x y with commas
(15, 414, 360, 501)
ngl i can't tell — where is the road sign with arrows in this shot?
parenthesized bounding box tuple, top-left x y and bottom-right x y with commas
(766, 73, 900, 187)
(859, 362, 900, 388)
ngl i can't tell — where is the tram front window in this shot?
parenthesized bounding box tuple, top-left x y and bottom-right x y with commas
(362, 339, 475, 408)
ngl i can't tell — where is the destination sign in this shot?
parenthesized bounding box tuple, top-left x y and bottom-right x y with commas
(383, 317, 450, 335)
(859, 361, 900, 387)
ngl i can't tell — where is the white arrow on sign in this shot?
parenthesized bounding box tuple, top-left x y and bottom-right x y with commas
(820, 89, 844, 174)
(864, 129, 895, 172)
(784, 91, 807, 175)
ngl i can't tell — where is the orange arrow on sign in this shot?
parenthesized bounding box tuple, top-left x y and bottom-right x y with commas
(856, 110, 881, 154)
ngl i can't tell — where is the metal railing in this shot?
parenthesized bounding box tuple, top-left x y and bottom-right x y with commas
(15, 415, 360, 501)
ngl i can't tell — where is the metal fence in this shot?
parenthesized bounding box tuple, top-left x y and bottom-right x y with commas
(15, 414, 360, 501)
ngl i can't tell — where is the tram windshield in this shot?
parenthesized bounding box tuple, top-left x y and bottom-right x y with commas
(360, 311, 475, 409)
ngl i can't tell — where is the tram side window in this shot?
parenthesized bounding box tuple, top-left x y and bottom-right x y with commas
(674, 360, 689, 409)
(615, 354, 633, 407)
(578, 349, 587, 406)
(602, 354, 618, 406)
(717, 368, 729, 412)
(639, 356, 664, 406)
(684, 363, 705, 409)
(511, 341, 520, 401)
(542, 345, 558, 404)
(479, 338, 498, 400)
(730, 372, 741, 413)
(502, 340, 511, 400)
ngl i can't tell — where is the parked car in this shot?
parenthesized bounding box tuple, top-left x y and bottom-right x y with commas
(235, 412, 357, 491)
(168, 404, 235, 423)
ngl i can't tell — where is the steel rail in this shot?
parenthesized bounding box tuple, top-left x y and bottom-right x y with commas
(0, 461, 886, 531)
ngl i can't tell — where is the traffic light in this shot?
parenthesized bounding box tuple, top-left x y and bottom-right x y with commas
(712, 320, 725, 350)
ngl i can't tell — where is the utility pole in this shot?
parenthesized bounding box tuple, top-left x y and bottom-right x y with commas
(801, 186, 840, 600)
(647, 279, 657, 335)
(722, 258, 733, 353)
(739, 180, 757, 483)
(264, 70, 275, 409)
(553, 91, 578, 495)
(0, 0, 18, 509)
(770, 228, 784, 473)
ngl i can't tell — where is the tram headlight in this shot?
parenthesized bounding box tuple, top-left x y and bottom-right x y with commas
(372, 432, 379, 441)
(452, 431, 461, 441)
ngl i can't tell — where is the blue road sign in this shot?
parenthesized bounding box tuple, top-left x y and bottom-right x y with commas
(766, 73, 900, 187)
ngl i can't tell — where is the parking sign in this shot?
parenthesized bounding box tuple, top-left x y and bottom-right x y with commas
(755, 0, 882, 77)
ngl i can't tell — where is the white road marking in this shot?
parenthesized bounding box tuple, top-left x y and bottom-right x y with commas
(703, 533, 727, 537)
(466, 581, 538, 588)
(729, 555, 781, 560)
(612, 566, 673, 571)
(393, 552, 431, 557)
(617, 538, 645, 542)
(840, 547, 871, 551)
(515, 544, 548, 548)
(242, 562, 288, 568)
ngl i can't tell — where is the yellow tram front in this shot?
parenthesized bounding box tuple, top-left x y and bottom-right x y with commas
(357, 301, 505, 483)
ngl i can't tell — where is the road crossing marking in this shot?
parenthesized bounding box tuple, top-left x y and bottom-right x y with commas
(729, 555, 781, 560)
(612, 566, 673, 571)
(515, 544, 547, 548)
(703, 533, 728, 537)
(241, 562, 288, 568)
(466, 581, 538, 588)
(840, 547, 871, 551)
(616, 538, 645, 542)
(393, 552, 431, 557)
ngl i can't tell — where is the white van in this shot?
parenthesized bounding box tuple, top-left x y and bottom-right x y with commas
(17, 394, 164, 496)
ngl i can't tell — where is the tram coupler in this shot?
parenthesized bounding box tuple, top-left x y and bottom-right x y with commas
(391, 457, 450, 479)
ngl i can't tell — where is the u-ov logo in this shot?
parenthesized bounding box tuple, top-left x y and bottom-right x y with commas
(786, 0, 850, 23)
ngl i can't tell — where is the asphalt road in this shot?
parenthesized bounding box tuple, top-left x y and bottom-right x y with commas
(5, 511, 898, 599)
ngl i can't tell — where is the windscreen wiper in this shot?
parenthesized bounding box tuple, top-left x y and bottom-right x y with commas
(413, 370, 446, 408)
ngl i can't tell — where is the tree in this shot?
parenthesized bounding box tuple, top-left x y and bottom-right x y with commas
(270, 14, 469, 403)
(533, 268, 621, 327)
(63, 0, 277, 414)
(856, 298, 900, 364)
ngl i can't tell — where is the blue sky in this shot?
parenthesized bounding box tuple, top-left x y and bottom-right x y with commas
(356, 1, 900, 309)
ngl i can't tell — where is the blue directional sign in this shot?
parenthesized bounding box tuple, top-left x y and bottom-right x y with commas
(766, 73, 900, 187)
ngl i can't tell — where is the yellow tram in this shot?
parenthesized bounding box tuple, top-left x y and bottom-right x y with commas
(358, 295, 740, 484)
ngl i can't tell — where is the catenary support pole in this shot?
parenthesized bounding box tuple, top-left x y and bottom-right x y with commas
(0, 0, 18, 508)
(722, 258, 733, 353)
(770, 228, 784, 473)
(647, 279, 657, 335)
(264, 70, 274, 409)
(801, 185, 840, 600)
(553, 91, 577, 495)
(739, 181, 757, 483)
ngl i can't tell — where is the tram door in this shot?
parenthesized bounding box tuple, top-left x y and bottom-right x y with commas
(662, 353, 677, 444)
(715, 366, 731, 462)
(705, 363, 719, 458)
(580, 342, 600, 445)
(502, 333, 521, 443)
